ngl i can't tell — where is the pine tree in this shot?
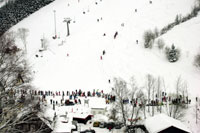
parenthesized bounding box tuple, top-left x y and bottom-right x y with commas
(167, 44, 180, 62)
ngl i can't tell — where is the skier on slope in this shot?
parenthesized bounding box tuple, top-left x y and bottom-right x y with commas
(103, 50, 106, 55)
(114, 31, 118, 39)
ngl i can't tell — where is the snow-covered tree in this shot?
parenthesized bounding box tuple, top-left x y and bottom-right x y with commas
(194, 52, 200, 69)
(109, 108, 118, 122)
(129, 77, 141, 125)
(166, 44, 180, 62)
(143, 30, 155, 48)
(18, 28, 29, 54)
(112, 77, 129, 126)
(195, 97, 199, 124)
(154, 27, 159, 38)
(156, 76, 162, 113)
(157, 38, 165, 50)
(111, 77, 142, 126)
(175, 14, 182, 25)
(146, 74, 155, 115)
(0, 32, 45, 132)
(40, 36, 49, 51)
(166, 76, 187, 120)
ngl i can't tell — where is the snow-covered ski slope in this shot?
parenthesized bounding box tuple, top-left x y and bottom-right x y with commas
(10, 0, 200, 97)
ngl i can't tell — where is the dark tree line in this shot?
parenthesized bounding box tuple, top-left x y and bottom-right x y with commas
(160, 1, 200, 35)
(0, 0, 54, 36)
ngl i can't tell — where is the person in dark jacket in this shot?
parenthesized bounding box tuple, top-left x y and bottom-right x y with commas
(114, 31, 118, 39)
(103, 50, 106, 55)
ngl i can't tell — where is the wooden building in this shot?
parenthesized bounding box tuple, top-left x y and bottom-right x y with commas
(73, 113, 93, 124)
(15, 112, 53, 133)
(144, 113, 191, 133)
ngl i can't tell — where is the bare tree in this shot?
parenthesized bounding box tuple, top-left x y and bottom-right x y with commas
(194, 97, 200, 125)
(156, 76, 162, 113)
(112, 77, 144, 127)
(17, 28, 29, 54)
(129, 90, 144, 126)
(180, 80, 188, 108)
(196, 97, 198, 124)
(152, 81, 156, 116)
(166, 76, 187, 120)
(157, 38, 165, 50)
(40, 35, 49, 51)
(109, 107, 118, 122)
(136, 90, 146, 120)
(112, 77, 129, 126)
(194, 52, 200, 69)
(191, 96, 200, 132)
(0, 32, 47, 132)
(146, 74, 155, 116)
(128, 77, 141, 125)
(143, 30, 155, 48)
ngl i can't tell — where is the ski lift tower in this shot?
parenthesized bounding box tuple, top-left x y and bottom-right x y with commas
(53, 10, 57, 38)
(63, 18, 71, 37)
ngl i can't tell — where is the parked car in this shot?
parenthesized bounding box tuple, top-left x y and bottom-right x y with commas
(106, 122, 115, 129)
(80, 129, 95, 133)
(125, 125, 135, 132)
(65, 99, 74, 106)
(115, 122, 123, 129)
(99, 122, 107, 128)
(93, 121, 100, 127)
(125, 125, 147, 133)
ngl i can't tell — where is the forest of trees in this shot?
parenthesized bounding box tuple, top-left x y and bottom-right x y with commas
(109, 75, 190, 127)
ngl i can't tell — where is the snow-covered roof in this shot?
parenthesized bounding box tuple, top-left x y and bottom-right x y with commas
(144, 114, 191, 133)
(73, 112, 92, 119)
(53, 115, 76, 133)
(53, 122, 75, 133)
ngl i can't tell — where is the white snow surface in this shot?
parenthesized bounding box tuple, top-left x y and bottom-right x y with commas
(7, 0, 200, 132)
(9, 0, 200, 95)
(144, 113, 191, 133)
(0, 0, 6, 8)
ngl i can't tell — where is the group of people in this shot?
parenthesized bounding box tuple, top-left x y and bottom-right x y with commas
(9, 87, 192, 111)
(119, 92, 192, 108)
(100, 50, 106, 60)
(32, 89, 117, 110)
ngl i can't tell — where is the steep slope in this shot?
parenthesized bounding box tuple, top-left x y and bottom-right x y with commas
(9, 0, 199, 96)
(156, 14, 200, 97)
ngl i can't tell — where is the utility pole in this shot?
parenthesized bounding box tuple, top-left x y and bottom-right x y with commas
(63, 18, 71, 36)
(196, 97, 198, 124)
(41, 38, 44, 49)
(0, 82, 4, 117)
(53, 10, 57, 38)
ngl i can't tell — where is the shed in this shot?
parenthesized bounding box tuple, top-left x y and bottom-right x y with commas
(144, 113, 191, 133)
(15, 112, 53, 133)
(53, 122, 76, 133)
(89, 97, 107, 115)
(73, 113, 93, 124)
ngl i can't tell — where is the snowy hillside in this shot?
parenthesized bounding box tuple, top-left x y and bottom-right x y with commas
(0, 0, 6, 8)
(9, 0, 200, 96)
(7, 0, 200, 132)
